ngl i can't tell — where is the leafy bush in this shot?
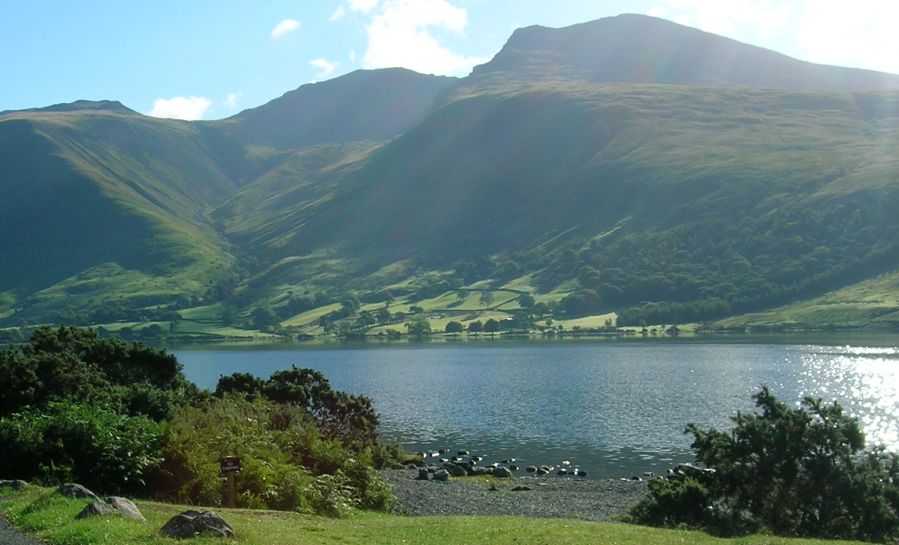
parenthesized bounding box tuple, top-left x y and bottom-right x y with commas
(216, 367, 380, 449)
(0, 401, 163, 494)
(155, 394, 393, 515)
(629, 387, 899, 541)
(0, 326, 195, 420)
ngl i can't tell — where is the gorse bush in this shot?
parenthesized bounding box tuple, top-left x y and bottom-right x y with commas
(0, 401, 163, 494)
(0, 326, 196, 420)
(629, 387, 899, 542)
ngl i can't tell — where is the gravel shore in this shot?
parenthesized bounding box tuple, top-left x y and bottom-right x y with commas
(380, 469, 648, 522)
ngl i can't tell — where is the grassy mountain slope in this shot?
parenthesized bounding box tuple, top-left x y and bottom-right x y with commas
(3, 16, 899, 331)
(0, 104, 237, 323)
(220, 81, 899, 325)
(218, 68, 455, 151)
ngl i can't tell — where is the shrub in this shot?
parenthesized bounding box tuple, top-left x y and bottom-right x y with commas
(0, 326, 195, 420)
(629, 387, 899, 541)
(155, 394, 393, 515)
(0, 401, 163, 495)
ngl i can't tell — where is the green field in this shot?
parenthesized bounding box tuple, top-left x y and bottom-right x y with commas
(0, 485, 870, 545)
(715, 272, 899, 330)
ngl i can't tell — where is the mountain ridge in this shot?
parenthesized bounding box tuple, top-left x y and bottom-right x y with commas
(2, 14, 898, 333)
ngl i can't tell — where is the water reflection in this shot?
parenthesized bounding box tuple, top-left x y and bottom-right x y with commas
(175, 340, 899, 477)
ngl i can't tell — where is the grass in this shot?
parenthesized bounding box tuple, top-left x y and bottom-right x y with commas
(715, 272, 899, 330)
(0, 485, 871, 545)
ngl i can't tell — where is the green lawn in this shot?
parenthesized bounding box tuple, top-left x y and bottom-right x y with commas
(0, 486, 870, 545)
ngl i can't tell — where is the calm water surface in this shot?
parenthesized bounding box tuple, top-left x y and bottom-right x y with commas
(173, 339, 899, 478)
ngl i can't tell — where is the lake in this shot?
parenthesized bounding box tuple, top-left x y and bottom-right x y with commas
(172, 337, 899, 478)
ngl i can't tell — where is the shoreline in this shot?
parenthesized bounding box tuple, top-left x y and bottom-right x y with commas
(380, 468, 649, 522)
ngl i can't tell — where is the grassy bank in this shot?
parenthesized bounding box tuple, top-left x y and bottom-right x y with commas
(0, 485, 869, 545)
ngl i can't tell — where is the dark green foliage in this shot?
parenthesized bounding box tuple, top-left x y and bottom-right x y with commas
(405, 316, 431, 337)
(0, 401, 162, 494)
(216, 367, 380, 448)
(0, 326, 193, 420)
(630, 387, 899, 541)
(483, 319, 500, 333)
(444, 321, 463, 334)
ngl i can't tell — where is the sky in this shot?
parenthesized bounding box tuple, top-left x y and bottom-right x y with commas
(2, 0, 898, 120)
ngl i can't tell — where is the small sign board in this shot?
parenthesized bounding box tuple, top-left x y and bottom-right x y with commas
(220, 456, 241, 474)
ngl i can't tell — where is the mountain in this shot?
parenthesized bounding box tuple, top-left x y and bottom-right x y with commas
(2, 14, 899, 333)
(219, 68, 455, 151)
(468, 14, 899, 90)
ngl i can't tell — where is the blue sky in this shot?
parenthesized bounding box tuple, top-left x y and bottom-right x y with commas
(2, 0, 897, 120)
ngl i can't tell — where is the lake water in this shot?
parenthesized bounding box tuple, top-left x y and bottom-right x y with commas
(172, 338, 899, 478)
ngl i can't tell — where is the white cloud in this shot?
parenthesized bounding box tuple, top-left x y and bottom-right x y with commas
(221, 92, 241, 109)
(360, 0, 486, 76)
(349, 0, 379, 13)
(271, 19, 300, 38)
(310, 58, 340, 79)
(649, 0, 899, 75)
(649, 0, 792, 41)
(796, 0, 899, 74)
(149, 96, 212, 120)
(349, 49, 357, 63)
(329, 6, 346, 21)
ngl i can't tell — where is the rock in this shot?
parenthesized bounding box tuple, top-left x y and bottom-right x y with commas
(492, 467, 513, 478)
(526, 466, 538, 473)
(160, 510, 235, 539)
(0, 479, 28, 490)
(511, 485, 532, 492)
(576, 469, 587, 477)
(443, 463, 467, 477)
(433, 469, 450, 482)
(457, 450, 470, 456)
(57, 483, 99, 501)
(557, 468, 568, 475)
(536, 468, 549, 475)
(77, 497, 146, 522)
(509, 464, 520, 471)
(417, 468, 431, 480)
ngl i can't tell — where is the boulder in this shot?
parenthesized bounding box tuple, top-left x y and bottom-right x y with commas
(443, 463, 467, 477)
(492, 467, 513, 478)
(160, 510, 235, 539)
(526, 466, 538, 473)
(511, 485, 532, 492)
(77, 496, 146, 522)
(57, 483, 99, 501)
(433, 469, 450, 482)
(0, 479, 28, 490)
(417, 468, 431, 480)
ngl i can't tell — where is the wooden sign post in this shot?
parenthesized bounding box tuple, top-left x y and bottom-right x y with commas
(220, 456, 241, 508)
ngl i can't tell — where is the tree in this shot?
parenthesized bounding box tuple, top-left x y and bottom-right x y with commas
(252, 307, 279, 330)
(467, 320, 483, 334)
(483, 319, 500, 333)
(518, 294, 535, 308)
(405, 317, 431, 337)
(444, 321, 463, 334)
(630, 387, 899, 541)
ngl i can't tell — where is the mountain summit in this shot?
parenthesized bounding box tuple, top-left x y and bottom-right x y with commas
(471, 14, 899, 90)
(2, 14, 898, 332)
